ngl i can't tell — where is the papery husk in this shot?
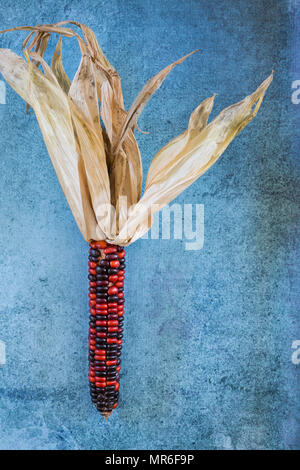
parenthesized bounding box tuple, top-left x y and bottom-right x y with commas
(51, 37, 71, 94)
(113, 73, 273, 245)
(114, 50, 198, 155)
(0, 22, 273, 246)
(0, 48, 99, 240)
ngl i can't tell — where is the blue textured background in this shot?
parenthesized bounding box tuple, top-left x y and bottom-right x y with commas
(0, 0, 299, 450)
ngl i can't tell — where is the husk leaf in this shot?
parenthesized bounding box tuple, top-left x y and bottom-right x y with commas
(114, 50, 198, 155)
(0, 48, 97, 240)
(51, 37, 71, 94)
(114, 73, 273, 245)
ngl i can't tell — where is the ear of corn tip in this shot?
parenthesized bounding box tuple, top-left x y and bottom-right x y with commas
(88, 240, 125, 417)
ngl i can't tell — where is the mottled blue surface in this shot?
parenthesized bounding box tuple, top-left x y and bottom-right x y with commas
(0, 0, 299, 450)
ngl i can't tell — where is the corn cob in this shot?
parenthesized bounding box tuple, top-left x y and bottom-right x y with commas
(88, 240, 125, 417)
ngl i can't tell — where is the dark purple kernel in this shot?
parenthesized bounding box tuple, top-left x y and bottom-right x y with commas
(94, 361, 106, 366)
(96, 281, 109, 287)
(106, 254, 118, 260)
(96, 268, 107, 281)
(89, 255, 98, 261)
(108, 268, 119, 275)
(96, 288, 108, 294)
(99, 260, 109, 267)
(107, 314, 118, 320)
(90, 249, 100, 257)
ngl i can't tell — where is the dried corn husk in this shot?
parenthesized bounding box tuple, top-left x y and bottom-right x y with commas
(0, 22, 273, 245)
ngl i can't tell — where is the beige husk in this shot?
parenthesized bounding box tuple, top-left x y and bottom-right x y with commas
(0, 22, 273, 245)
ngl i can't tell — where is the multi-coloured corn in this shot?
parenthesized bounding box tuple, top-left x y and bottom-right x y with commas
(88, 241, 125, 417)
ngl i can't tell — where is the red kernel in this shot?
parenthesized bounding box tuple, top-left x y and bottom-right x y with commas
(108, 286, 118, 295)
(97, 312, 109, 317)
(106, 360, 117, 366)
(96, 313, 109, 319)
(95, 383, 106, 388)
(110, 260, 120, 268)
(95, 355, 106, 361)
(94, 241, 107, 249)
(97, 304, 108, 310)
(104, 247, 117, 254)
(95, 350, 106, 355)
